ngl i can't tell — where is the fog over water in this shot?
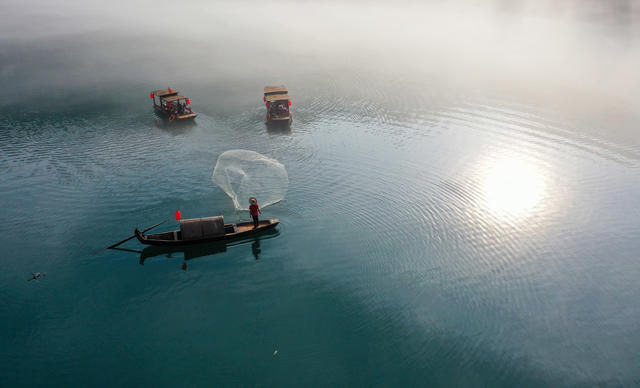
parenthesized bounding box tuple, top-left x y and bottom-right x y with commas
(2, 2, 638, 104)
(3, 2, 639, 146)
(1, 1, 640, 387)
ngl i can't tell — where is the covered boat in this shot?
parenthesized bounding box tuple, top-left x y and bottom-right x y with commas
(263, 85, 292, 124)
(150, 88, 197, 121)
(134, 216, 279, 246)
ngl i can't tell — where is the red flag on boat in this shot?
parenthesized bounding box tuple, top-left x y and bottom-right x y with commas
(175, 210, 181, 220)
(186, 98, 190, 105)
(288, 100, 292, 106)
(149, 92, 154, 99)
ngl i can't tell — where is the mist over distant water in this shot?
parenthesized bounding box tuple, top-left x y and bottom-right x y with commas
(1, 1, 640, 387)
(2, 1, 639, 144)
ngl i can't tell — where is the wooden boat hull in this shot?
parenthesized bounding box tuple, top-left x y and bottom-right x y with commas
(154, 106, 197, 121)
(265, 114, 292, 125)
(175, 113, 197, 120)
(138, 228, 280, 264)
(135, 219, 279, 247)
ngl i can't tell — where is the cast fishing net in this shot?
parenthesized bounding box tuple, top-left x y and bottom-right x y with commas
(212, 150, 288, 210)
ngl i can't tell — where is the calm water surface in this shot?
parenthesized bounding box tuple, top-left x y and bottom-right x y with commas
(1, 1, 640, 386)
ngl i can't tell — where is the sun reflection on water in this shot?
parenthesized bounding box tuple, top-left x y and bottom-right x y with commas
(481, 156, 546, 219)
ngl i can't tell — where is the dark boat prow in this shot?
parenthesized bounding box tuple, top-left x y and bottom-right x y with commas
(134, 216, 280, 247)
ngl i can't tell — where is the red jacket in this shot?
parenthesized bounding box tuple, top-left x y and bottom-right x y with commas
(249, 203, 260, 216)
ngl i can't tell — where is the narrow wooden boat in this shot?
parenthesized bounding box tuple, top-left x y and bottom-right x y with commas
(264, 85, 292, 124)
(138, 228, 280, 265)
(134, 216, 279, 246)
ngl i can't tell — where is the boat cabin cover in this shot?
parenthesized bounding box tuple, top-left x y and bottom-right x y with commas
(180, 216, 225, 241)
(265, 93, 290, 102)
(264, 85, 290, 102)
(162, 95, 189, 103)
(264, 85, 288, 95)
(152, 88, 179, 98)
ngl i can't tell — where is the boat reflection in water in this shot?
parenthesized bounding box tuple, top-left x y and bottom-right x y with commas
(138, 228, 279, 269)
(266, 121, 292, 135)
(251, 237, 262, 260)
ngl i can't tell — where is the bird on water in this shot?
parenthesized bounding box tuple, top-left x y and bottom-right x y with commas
(28, 272, 46, 281)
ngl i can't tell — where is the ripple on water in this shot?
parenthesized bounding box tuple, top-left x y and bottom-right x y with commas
(262, 80, 640, 383)
(2, 76, 640, 385)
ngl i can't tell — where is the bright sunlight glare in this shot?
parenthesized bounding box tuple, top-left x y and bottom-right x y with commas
(481, 156, 546, 219)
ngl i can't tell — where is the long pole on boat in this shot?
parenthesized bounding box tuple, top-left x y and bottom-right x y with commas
(105, 218, 170, 250)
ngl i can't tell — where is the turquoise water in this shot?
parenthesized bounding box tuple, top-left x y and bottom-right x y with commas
(2, 2, 640, 386)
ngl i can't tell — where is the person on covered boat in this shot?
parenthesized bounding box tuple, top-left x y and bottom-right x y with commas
(249, 197, 261, 229)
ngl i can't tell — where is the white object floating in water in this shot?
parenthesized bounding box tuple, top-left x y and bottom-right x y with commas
(273, 350, 278, 357)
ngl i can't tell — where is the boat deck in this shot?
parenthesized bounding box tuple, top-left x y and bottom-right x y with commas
(236, 223, 261, 233)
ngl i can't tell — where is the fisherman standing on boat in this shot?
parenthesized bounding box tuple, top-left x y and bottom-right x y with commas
(249, 197, 261, 229)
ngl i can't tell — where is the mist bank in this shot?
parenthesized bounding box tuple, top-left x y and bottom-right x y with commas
(2, 1, 638, 130)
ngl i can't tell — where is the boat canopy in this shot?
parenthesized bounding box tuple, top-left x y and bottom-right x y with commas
(162, 95, 188, 102)
(265, 93, 290, 102)
(264, 85, 288, 95)
(180, 216, 225, 241)
(153, 89, 179, 97)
